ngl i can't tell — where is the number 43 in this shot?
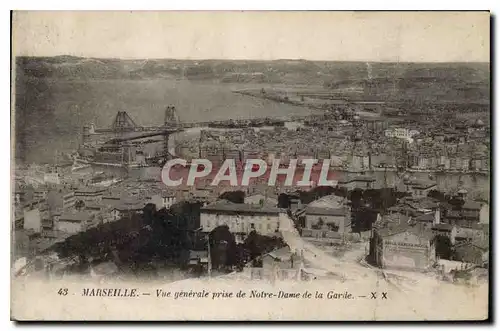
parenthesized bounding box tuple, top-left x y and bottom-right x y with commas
(58, 288, 68, 296)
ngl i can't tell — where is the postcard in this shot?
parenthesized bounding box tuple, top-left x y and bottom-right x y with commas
(11, 10, 490, 321)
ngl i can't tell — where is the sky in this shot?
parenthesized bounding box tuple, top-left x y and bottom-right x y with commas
(12, 11, 490, 62)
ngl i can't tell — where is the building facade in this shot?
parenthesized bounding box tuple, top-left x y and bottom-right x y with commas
(301, 206, 351, 233)
(404, 180, 437, 197)
(62, 192, 77, 209)
(337, 175, 376, 190)
(200, 201, 284, 236)
(54, 212, 93, 234)
(371, 223, 436, 271)
(74, 188, 108, 203)
(384, 128, 420, 141)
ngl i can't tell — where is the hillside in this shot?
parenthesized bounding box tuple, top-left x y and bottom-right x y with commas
(15, 56, 488, 80)
(14, 56, 490, 105)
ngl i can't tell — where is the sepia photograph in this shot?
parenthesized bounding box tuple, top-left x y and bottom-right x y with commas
(10, 10, 490, 321)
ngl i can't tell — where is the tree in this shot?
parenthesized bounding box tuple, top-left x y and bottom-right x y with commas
(278, 193, 291, 209)
(170, 201, 202, 230)
(142, 203, 157, 226)
(362, 188, 399, 211)
(244, 231, 285, 262)
(209, 225, 237, 270)
(349, 188, 364, 208)
(435, 235, 453, 260)
(51, 203, 199, 274)
(351, 206, 377, 233)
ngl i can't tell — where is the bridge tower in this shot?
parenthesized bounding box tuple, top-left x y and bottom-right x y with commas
(164, 106, 179, 126)
(164, 106, 179, 158)
(111, 111, 137, 132)
(81, 124, 94, 146)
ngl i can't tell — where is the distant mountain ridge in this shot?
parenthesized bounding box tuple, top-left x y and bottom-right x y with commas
(15, 56, 489, 81)
(14, 56, 490, 104)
